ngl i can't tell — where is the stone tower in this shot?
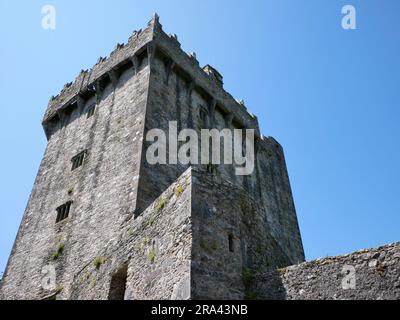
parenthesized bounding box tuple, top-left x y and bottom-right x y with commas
(0, 15, 304, 300)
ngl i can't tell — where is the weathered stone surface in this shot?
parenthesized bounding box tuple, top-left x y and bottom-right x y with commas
(255, 242, 400, 300)
(190, 166, 294, 299)
(68, 169, 192, 300)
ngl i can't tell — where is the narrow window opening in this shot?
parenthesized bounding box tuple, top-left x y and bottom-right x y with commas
(71, 150, 87, 171)
(108, 265, 128, 300)
(228, 234, 234, 252)
(56, 201, 72, 223)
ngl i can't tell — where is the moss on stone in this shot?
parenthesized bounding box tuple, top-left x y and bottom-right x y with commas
(148, 217, 156, 226)
(155, 197, 167, 212)
(93, 256, 106, 269)
(52, 242, 65, 260)
(174, 183, 184, 197)
(148, 249, 156, 264)
(67, 187, 74, 195)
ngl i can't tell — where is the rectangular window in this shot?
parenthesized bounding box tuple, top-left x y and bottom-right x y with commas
(56, 201, 72, 223)
(86, 104, 96, 118)
(228, 234, 234, 252)
(71, 150, 87, 171)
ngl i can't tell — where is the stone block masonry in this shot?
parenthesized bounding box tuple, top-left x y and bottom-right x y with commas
(0, 14, 397, 300)
(68, 168, 192, 300)
(256, 242, 400, 300)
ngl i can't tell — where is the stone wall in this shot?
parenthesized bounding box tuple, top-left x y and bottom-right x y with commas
(256, 138, 304, 264)
(190, 166, 293, 300)
(69, 168, 192, 300)
(0, 47, 150, 300)
(256, 242, 400, 300)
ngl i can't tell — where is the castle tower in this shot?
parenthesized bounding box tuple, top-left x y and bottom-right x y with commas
(0, 15, 304, 300)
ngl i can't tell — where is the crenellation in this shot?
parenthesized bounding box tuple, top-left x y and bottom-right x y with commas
(43, 13, 259, 146)
(63, 82, 73, 89)
(111, 43, 125, 55)
(155, 32, 259, 135)
(203, 64, 223, 87)
(96, 56, 106, 64)
(128, 29, 141, 43)
(187, 52, 199, 66)
(43, 19, 156, 124)
(168, 33, 181, 49)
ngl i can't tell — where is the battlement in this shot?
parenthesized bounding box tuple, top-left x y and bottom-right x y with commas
(42, 16, 157, 125)
(203, 65, 223, 87)
(43, 14, 260, 140)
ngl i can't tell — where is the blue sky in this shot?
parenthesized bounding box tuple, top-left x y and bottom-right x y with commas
(1, 0, 399, 276)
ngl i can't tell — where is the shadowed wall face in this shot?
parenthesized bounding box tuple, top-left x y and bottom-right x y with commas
(190, 167, 295, 300)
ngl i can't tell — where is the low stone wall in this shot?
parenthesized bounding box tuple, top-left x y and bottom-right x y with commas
(256, 242, 400, 300)
(68, 168, 192, 300)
